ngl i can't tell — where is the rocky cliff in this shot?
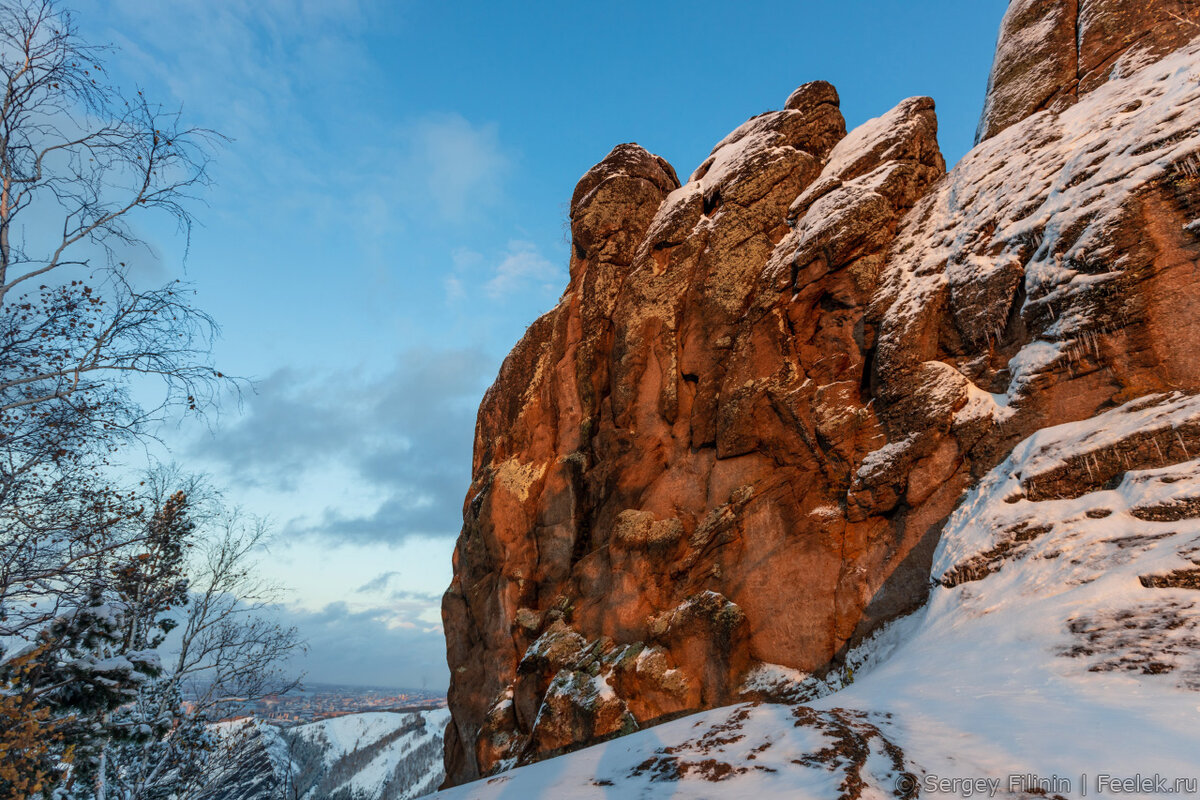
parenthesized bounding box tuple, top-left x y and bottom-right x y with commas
(437, 390, 1200, 799)
(441, 0, 1200, 786)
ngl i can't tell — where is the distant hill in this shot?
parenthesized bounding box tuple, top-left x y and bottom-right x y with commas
(200, 709, 448, 800)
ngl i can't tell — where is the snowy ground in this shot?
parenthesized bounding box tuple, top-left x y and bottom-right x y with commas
(433, 395, 1200, 799)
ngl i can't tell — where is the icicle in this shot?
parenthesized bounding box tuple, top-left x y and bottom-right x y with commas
(1176, 431, 1191, 459)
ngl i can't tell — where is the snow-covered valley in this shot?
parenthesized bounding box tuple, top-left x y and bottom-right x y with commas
(202, 709, 449, 800)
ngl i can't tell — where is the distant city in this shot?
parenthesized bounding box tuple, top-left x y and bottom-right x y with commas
(210, 683, 447, 727)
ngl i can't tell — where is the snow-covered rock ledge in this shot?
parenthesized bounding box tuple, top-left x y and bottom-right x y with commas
(433, 394, 1200, 799)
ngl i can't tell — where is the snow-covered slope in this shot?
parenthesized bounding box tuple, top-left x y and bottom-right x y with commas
(288, 709, 450, 800)
(433, 394, 1200, 798)
(202, 719, 297, 800)
(294, 712, 425, 763)
(877, 35, 1200, 409)
(201, 709, 449, 800)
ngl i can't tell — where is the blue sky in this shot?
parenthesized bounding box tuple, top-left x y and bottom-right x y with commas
(81, 0, 1009, 689)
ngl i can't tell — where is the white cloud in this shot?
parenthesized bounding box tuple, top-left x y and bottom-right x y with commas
(190, 347, 494, 545)
(89, 2, 513, 235)
(96, 0, 372, 150)
(444, 274, 466, 304)
(274, 599, 449, 689)
(357, 570, 403, 594)
(408, 113, 509, 222)
(485, 240, 562, 299)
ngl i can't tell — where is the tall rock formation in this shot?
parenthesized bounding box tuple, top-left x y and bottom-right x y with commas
(442, 0, 1200, 786)
(976, 0, 1200, 141)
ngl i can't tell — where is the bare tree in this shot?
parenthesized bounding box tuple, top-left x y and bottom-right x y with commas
(0, 0, 228, 638)
(0, 3, 286, 799)
(0, 0, 219, 299)
(174, 509, 305, 719)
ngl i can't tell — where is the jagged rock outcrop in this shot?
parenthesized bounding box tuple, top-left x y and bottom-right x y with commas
(442, 0, 1200, 787)
(435, 390, 1200, 798)
(976, 0, 1200, 141)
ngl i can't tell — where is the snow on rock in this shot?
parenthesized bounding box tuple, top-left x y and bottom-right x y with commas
(638, 81, 843, 257)
(443, 11, 1200, 784)
(1007, 392, 1200, 500)
(788, 95, 941, 221)
(433, 394, 1200, 799)
(877, 36, 1200, 413)
(975, 0, 1200, 142)
(435, 702, 917, 800)
(764, 93, 943, 296)
(855, 434, 917, 481)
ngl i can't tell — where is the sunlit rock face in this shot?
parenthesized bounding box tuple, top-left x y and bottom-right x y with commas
(441, 0, 1200, 786)
(975, 0, 1200, 142)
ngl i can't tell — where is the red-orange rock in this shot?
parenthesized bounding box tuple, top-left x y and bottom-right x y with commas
(442, 10, 1200, 787)
(976, 0, 1200, 142)
(440, 82, 944, 784)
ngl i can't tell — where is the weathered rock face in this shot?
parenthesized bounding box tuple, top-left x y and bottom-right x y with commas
(976, 0, 1200, 142)
(442, 3, 1200, 787)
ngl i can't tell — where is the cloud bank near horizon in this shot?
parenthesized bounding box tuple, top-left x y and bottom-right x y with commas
(191, 346, 493, 546)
